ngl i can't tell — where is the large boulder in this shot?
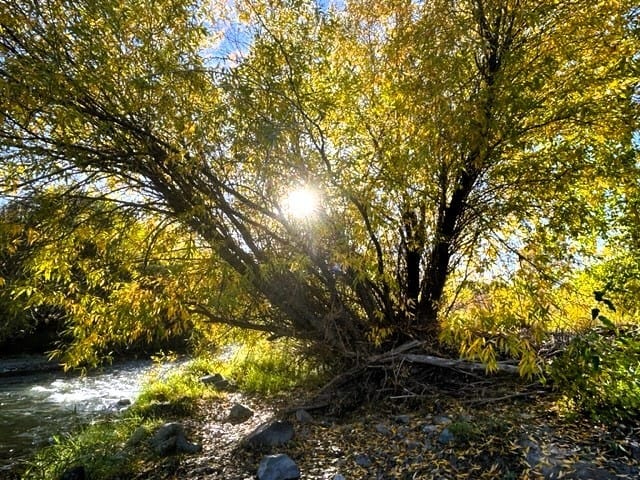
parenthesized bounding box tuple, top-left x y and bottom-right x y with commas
(149, 422, 201, 456)
(244, 420, 294, 448)
(257, 454, 300, 480)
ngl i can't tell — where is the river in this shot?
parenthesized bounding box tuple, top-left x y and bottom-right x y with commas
(0, 356, 175, 475)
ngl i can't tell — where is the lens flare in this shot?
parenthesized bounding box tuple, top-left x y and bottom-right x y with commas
(282, 186, 319, 219)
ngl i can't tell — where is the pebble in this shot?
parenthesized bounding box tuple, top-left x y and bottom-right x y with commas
(394, 414, 411, 424)
(375, 423, 392, 435)
(438, 428, 455, 444)
(354, 453, 372, 468)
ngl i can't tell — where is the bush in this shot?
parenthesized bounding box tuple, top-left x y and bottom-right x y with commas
(549, 324, 640, 422)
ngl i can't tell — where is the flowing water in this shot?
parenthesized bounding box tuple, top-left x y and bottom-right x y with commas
(0, 356, 175, 474)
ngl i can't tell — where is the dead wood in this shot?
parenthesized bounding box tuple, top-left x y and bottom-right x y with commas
(292, 342, 523, 415)
(375, 352, 520, 374)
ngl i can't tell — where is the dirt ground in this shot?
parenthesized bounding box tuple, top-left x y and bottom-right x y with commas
(133, 379, 640, 480)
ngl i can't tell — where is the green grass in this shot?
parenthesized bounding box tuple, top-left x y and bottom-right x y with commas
(199, 340, 330, 395)
(131, 361, 220, 417)
(22, 415, 160, 480)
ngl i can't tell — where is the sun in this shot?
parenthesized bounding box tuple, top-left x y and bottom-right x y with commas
(282, 186, 319, 219)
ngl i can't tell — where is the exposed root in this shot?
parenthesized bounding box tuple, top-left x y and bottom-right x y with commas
(293, 342, 537, 415)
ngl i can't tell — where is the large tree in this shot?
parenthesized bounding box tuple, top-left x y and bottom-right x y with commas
(1, 0, 638, 364)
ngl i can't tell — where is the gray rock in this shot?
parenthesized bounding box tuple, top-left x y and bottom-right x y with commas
(405, 440, 422, 450)
(227, 403, 254, 423)
(332, 475, 346, 480)
(244, 420, 294, 448)
(568, 462, 619, 480)
(394, 414, 411, 424)
(116, 398, 131, 407)
(520, 438, 542, 468)
(434, 415, 452, 425)
(175, 433, 202, 454)
(257, 454, 300, 480)
(200, 373, 224, 384)
(149, 422, 201, 456)
(422, 424, 439, 435)
(295, 408, 313, 423)
(200, 373, 231, 389)
(354, 453, 372, 468)
(630, 441, 640, 461)
(375, 423, 392, 436)
(437, 428, 455, 444)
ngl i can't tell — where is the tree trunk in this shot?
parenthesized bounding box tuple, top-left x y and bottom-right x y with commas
(402, 207, 424, 321)
(418, 165, 480, 331)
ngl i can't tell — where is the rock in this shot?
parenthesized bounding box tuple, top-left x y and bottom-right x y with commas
(200, 373, 231, 389)
(257, 454, 300, 480)
(294, 408, 313, 423)
(175, 433, 202, 454)
(149, 422, 201, 456)
(200, 373, 224, 384)
(630, 441, 640, 461)
(60, 466, 85, 480)
(375, 423, 392, 436)
(395, 426, 407, 440)
(394, 414, 411, 424)
(405, 454, 425, 466)
(434, 415, 452, 425)
(116, 398, 131, 407)
(244, 420, 295, 448)
(405, 440, 422, 450)
(422, 424, 439, 435)
(354, 453, 372, 468)
(519, 437, 542, 468)
(227, 403, 254, 423)
(332, 475, 346, 480)
(437, 428, 455, 444)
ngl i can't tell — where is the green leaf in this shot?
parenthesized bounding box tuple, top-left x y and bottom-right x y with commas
(599, 315, 615, 329)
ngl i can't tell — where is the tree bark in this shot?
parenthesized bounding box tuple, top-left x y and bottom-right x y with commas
(418, 165, 480, 329)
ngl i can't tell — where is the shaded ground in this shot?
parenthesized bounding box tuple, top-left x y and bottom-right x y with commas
(132, 378, 640, 480)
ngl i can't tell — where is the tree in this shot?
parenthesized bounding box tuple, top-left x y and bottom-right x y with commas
(0, 192, 216, 366)
(1, 0, 638, 367)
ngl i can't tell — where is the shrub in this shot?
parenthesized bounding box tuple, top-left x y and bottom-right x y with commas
(549, 324, 640, 422)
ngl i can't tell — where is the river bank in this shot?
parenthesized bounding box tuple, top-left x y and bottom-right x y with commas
(0, 355, 60, 377)
(0, 356, 180, 475)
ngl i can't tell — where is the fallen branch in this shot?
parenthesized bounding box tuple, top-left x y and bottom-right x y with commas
(464, 390, 547, 406)
(375, 352, 520, 375)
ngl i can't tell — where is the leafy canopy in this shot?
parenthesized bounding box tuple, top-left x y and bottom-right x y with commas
(0, 0, 638, 369)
